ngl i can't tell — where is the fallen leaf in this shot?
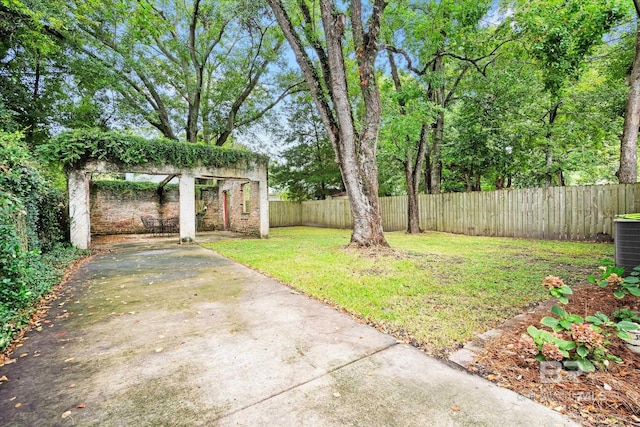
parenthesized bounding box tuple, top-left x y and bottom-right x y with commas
(155, 348, 163, 353)
(64, 357, 75, 363)
(69, 384, 76, 388)
(19, 353, 28, 358)
(15, 403, 21, 408)
(9, 396, 16, 401)
(76, 403, 86, 409)
(0, 376, 8, 382)
(333, 392, 341, 397)
(61, 410, 72, 419)
(451, 405, 461, 412)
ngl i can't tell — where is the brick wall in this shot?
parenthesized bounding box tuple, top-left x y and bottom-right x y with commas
(90, 179, 261, 236)
(221, 180, 261, 235)
(90, 184, 179, 235)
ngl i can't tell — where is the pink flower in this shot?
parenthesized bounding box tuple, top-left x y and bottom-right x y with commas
(542, 276, 564, 289)
(541, 342, 564, 361)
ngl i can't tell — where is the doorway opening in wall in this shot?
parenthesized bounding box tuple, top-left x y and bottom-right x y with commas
(195, 178, 218, 231)
(222, 190, 230, 229)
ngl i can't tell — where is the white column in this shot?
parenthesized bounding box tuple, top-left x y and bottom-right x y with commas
(258, 165, 269, 238)
(68, 170, 91, 249)
(179, 173, 196, 242)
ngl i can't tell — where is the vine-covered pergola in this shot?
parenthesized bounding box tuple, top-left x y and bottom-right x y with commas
(42, 130, 269, 249)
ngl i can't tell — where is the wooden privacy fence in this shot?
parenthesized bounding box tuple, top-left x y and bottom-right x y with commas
(270, 183, 640, 241)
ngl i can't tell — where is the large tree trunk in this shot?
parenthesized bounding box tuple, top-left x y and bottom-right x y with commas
(405, 125, 427, 234)
(268, 0, 388, 247)
(428, 54, 444, 194)
(544, 101, 560, 187)
(619, 19, 640, 184)
(327, 0, 386, 247)
(387, 50, 424, 233)
(430, 108, 444, 194)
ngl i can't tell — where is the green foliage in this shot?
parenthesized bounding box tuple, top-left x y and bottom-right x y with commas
(612, 308, 640, 323)
(0, 130, 83, 351)
(64, 0, 290, 144)
(0, 131, 66, 251)
(540, 305, 583, 331)
(38, 129, 267, 171)
(263, 94, 343, 201)
(585, 312, 638, 340)
(511, 0, 625, 97)
(527, 325, 575, 358)
(524, 261, 640, 372)
(0, 0, 70, 145)
(0, 242, 83, 350)
(587, 264, 640, 298)
(91, 179, 177, 194)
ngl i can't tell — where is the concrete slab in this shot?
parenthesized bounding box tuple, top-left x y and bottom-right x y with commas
(0, 238, 578, 426)
(220, 344, 574, 427)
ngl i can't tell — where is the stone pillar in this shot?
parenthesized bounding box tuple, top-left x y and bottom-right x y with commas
(258, 165, 269, 238)
(69, 170, 91, 249)
(179, 173, 196, 242)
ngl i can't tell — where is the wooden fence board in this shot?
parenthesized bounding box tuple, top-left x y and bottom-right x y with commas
(269, 183, 640, 240)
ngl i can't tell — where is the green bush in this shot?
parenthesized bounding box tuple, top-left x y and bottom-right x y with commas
(0, 131, 83, 351)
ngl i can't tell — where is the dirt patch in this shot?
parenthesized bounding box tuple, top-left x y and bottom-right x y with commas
(471, 286, 640, 426)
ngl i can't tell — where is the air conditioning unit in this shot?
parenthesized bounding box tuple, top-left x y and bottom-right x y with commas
(615, 214, 640, 275)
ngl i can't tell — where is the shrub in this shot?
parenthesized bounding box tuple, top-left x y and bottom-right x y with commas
(0, 131, 83, 351)
(523, 267, 639, 372)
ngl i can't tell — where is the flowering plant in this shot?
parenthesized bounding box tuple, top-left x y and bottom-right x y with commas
(587, 263, 640, 298)
(542, 275, 572, 304)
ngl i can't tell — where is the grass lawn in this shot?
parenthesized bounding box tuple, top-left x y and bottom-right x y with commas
(202, 227, 613, 357)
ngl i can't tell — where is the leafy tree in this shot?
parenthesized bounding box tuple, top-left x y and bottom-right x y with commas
(379, 70, 434, 232)
(65, 0, 299, 144)
(267, 0, 389, 247)
(0, 1, 67, 146)
(384, 0, 505, 194)
(270, 94, 343, 201)
(507, 0, 626, 186)
(619, 0, 640, 183)
(380, 0, 507, 231)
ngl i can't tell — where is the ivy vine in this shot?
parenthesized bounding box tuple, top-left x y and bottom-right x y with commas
(38, 129, 268, 171)
(91, 180, 179, 194)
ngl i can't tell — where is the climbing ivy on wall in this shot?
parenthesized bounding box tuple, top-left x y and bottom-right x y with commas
(38, 129, 268, 171)
(91, 180, 178, 194)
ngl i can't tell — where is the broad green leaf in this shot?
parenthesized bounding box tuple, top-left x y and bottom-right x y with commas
(551, 305, 567, 317)
(617, 321, 639, 331)
(541, 317, 559, 328)
(627, 287, 640, 297)
(576, 345, 589, 358)
(575, 358, 596, 372)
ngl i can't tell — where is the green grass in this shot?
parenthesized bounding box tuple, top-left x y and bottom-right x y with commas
(201, 227, 613, 357)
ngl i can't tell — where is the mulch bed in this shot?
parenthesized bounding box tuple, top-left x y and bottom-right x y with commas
(471, 285, 640, 426)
